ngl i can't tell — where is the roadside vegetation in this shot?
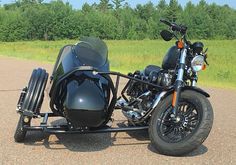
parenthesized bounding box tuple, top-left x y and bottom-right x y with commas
(0, 0, 236, 41)
(0, 0, 235, 88)
(0, 40, 235, 88)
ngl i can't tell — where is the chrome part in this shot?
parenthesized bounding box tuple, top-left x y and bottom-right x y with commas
(192, 80, 197, 86)
(24, 117, 30, 123)
(16, 87, 27, 112)
(122, 110, 142, 121)
(116, 98, 128, 107)
(170, 114, 175, 118)
(138, 91, 168, 122)
(183, 121, 188, 127)
(161, 73, 173, 87)
(180, 48, 187, 64)
(183, 117, 188, 127)
(151, 91, 167, 109)
(176, 68, 184, 81)
(121, 91, 152, 122)
(176, 49, 187, 81)
(176, 116, 181, 122)
(138, 90, 152, 99)
(191, 55, 204, 72)
(122, 91, 167, 123)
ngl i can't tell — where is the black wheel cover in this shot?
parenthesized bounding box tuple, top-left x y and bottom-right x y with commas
(158, 101, 202, 143)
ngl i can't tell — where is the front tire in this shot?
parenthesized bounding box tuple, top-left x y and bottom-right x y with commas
(149, 90, 213, 156)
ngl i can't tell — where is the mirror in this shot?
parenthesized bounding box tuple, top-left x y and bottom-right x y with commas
(160, 30, 173, 41)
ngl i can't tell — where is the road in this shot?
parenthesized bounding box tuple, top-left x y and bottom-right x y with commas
(0, 57, 235, 164)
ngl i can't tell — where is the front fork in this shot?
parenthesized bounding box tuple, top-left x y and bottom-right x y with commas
(171, 48, 187, 117)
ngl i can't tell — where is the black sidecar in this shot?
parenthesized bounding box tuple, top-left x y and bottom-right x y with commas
(15, 37, 151, 139)
(49, 37, 113, 128)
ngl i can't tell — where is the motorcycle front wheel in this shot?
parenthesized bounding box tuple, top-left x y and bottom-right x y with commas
(149, 90, 213, 156)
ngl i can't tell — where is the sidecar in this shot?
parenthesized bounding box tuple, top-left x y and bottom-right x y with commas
(15, 37, 160, 142)
(14, 34, 214, 156)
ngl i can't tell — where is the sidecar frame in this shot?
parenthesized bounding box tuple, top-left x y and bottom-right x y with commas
(23, 112, 149, 134)
(17, 66, 171, 135)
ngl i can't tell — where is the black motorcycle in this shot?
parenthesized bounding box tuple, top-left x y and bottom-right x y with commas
(14, 19, 213, 156)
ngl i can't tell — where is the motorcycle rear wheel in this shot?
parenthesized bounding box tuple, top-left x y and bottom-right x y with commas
(149, 90, 213, 156)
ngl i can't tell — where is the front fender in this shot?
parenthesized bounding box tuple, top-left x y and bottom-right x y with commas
(165, 86, 210, 98)
(182, 86, 210, 97)
(149, 86, 210, 118)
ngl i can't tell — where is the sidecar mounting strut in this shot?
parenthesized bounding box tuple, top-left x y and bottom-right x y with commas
(24, 112, 148, 134)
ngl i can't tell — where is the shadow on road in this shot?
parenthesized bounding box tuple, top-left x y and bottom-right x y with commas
(147, 143, 208, 157)
(23, 118, 149, 152)
(23, 118, 207, 156)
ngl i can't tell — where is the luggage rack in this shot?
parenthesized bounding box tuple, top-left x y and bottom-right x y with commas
(23, 112, 149, 134)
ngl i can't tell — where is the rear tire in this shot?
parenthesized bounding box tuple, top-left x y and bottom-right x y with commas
(14, 115, 30, 142)
(149, 90, 213, 156)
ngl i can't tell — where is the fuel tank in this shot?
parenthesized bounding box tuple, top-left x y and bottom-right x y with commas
(162, 46, 180, 70)
(49, 37, 111, 128)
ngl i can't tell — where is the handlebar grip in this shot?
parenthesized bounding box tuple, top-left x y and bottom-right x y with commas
(160, 19, 172, 26)
(160, 19, 187, 34)
(171, 23, 182, 31)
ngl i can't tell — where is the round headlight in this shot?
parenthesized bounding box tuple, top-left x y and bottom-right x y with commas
(191, 55, 204, 72)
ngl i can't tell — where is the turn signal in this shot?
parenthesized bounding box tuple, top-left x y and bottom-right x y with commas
(202, 64, 206, 70)
(177, 40, 184, 49)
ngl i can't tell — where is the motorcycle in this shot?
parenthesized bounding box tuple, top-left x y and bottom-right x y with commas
(14, 19, 213, 156)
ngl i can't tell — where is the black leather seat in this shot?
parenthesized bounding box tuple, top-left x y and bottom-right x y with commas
(144, 65, 161, 76)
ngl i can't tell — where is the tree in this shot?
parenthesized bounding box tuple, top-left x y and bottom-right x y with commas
(135, 2, 155, 22)
(98, 0, 113, 12)
(166, 0, 182, 22)
(157, 0, 168, 18)
(82, 3, 93, 13)
(112, 0, 124, 10)
(0, 0, 236, 41)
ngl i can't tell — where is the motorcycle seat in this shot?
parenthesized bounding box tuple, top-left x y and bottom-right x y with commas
(144, 65, 161, 76)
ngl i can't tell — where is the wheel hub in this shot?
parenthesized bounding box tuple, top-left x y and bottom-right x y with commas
(159, 102, 200, 143)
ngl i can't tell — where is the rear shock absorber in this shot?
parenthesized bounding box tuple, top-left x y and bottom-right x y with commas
(16, 87, 28, 112)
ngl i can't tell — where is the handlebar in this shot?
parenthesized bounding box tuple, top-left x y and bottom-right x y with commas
(160, 19, 187, 34)
(160, 19, 172, 26)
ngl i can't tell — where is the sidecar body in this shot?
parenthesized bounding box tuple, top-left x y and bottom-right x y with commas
(49, 37, 112, 128)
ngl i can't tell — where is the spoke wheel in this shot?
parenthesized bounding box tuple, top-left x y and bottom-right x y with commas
(159, 102, 201, 143)
(149, 90, 213, 156)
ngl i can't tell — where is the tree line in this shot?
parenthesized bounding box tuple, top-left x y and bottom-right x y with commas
(0, 0, 236, 41)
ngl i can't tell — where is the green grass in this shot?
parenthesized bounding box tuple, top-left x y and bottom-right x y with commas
(0, 40, 235, 88)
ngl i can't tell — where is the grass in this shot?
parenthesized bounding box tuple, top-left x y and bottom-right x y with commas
(0, 40, 235, 89)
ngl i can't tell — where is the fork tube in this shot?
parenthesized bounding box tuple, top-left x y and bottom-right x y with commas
(172, 48, 187, 116)
(191, 72, 198, 86)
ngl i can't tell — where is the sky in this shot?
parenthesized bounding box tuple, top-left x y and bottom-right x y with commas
(1, 0, 235, 9)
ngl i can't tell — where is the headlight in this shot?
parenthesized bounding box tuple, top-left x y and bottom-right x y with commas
(191, 55, 205, 72)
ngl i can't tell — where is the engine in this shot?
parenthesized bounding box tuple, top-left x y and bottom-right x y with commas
(119, 66, 175, 124)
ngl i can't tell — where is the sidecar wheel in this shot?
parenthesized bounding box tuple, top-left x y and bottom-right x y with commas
(149, 90, 213, 156)
(22, 68, 48, 115)
(14, 115, 30, 142)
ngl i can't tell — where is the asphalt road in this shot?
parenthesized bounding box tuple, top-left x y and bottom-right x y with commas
(0, 57, 235, 164)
